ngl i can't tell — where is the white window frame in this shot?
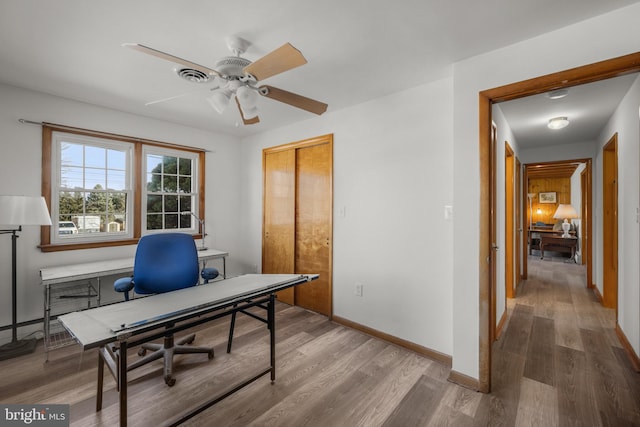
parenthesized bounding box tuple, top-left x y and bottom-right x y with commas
(141, 145, 199, 235)
(50, 132, 134, 244)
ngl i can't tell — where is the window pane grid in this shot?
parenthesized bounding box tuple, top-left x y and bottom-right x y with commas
(55, 137, 132, 241)
(46, 128, 204, 249)
(144, 153, 196, 232)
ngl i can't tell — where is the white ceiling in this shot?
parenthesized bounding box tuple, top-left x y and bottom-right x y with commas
(498, 73, 639, 149)
(1, 0, 638, 137)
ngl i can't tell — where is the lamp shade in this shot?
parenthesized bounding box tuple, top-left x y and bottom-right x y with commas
(0, 195, 52, 226)
(552, 204, 579, 220)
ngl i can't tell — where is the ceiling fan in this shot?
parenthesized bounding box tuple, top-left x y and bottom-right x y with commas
(123, 37, 328, 125)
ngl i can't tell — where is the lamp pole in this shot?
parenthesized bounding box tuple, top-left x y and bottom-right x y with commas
(0, 196, 52, 360)
(0, 226, 37, 360)
(184, 212, 207, 251)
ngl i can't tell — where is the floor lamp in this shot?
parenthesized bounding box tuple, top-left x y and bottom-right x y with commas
(0, 195, 52, 360)
(527, 193, 536, 228)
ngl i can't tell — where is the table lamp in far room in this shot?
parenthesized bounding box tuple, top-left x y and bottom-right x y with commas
(552, 203, 579, 238)
(0, 195, 52, 360)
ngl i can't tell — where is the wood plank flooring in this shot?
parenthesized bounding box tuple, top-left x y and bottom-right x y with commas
(1, 256, 638, 426)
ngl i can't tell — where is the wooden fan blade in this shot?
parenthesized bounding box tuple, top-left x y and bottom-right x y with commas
(235, 97, 260, 125)
(260, 85, 328, 115)
(243, 43, 307, 81)
(123, 43, 221, 77)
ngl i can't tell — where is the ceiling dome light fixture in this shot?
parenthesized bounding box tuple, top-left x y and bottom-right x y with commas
(546, 89, 568, 100)
(548, 116, 570, 130)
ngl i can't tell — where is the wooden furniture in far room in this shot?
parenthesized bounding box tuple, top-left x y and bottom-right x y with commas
(540, 234, 578, 261)
(528, 227, 575, 254)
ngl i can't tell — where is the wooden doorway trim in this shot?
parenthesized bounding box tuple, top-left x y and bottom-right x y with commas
(505, 142, 515, 299)
(488, 123, 498, 345)
(581, 166, 593, 288)
(477, 51, 640, 393)
(515, 157, 522, 287)
(602, 134, 618, 312)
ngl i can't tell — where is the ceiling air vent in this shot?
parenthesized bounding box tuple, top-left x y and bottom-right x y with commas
(175, 68, 211, 83)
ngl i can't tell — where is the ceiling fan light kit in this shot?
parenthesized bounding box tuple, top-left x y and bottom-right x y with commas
(124, 36, 327, 126)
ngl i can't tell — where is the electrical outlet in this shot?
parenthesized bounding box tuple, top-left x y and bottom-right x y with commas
(355, 282, 363, 297)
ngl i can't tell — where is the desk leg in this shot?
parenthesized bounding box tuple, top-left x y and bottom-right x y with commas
(119, 341, 128, 427)
(97, 349, 104, 411)
(269, 293, 275, 383)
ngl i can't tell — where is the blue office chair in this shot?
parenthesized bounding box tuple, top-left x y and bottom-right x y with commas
(113, 233, 214, 386)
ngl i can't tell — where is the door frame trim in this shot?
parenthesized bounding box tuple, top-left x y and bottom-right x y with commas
(477, 51, 640, 393)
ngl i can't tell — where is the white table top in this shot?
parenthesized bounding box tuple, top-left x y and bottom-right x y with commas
(58, 274, 317, 349)
(40, 248, 228, 285)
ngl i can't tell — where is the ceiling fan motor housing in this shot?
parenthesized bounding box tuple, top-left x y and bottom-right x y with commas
(215, 56, 252, 79)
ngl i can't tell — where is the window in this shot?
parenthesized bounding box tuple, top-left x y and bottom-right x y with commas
(143, 147, 198, 232)
(41, 125, 205, 251)
(51, 133, 133, 244)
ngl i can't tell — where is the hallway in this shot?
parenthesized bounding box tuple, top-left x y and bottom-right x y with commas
(489, 256, 640, 425)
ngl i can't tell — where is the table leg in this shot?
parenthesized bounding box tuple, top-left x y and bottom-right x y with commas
(119, 341, 128, 427)
(96, 349, 104, 411)
(269, 293, 275, 383)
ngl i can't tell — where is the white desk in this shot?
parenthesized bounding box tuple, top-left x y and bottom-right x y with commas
(58, 274, 317, 427)
(40, 249, 228, 357)
(40, 248, 228, 285)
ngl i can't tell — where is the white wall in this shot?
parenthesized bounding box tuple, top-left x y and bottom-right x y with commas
(595, 74, 640, 355)
(0, 83, 243, 342)
(452, 3, 640, 378)
(239, 78, 455, 356)
(570, 163, 587, 262)
(491, 104, 521, 330)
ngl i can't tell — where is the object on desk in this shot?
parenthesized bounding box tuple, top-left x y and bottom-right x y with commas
(113, 232, 214, 386)
(182, 211, 208, 251)
(0, 195, 52, 361)
(553, 204, 579, 238)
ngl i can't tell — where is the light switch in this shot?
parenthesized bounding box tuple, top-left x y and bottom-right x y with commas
(444, 205, 453, 220)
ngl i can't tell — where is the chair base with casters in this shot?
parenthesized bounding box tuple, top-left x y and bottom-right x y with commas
(113, 233, 216, 386)
(201, 267, 219, 283)
(128, 324, 214, 387)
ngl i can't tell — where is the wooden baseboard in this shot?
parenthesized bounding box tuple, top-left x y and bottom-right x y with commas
(615, 323, 640, 372)
(447, 370, 481, 391)
(591, 285, 603, 302)
(495, 309, 508, 340)
(332, 315, 452, 367)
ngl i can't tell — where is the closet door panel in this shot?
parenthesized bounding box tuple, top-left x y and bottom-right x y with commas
(295, 142, 332, 316)
(263, 149, 296, 304)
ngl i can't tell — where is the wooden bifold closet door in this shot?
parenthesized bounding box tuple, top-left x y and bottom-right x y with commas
(262, 134, 333, 317)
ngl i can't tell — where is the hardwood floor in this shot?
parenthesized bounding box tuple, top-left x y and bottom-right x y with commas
(1, 258, 638, 426)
